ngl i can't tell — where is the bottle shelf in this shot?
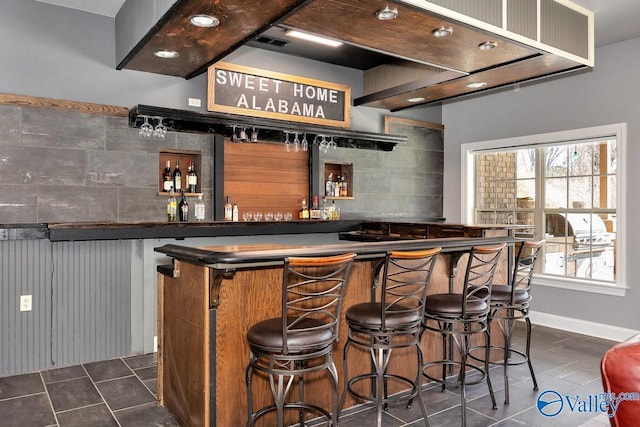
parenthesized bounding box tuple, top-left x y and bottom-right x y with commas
(158, 192, 203, 197)
(324, 162, 353, 199)
(159, 149, 202, 195)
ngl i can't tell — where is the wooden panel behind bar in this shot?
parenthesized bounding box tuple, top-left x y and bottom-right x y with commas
(224, 140, 308, 218)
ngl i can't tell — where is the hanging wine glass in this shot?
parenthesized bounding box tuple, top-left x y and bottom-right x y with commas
(293, 132, 300, 152)
(231, 125, 238, 142)
(153, 117, 167, 140)
(329, 136, 337, 150)
(250, 127, 258, 142)
(284, 131, 291, 152)
(320, 135, 328, 154)
(139, 116, 153, 139)
(301, 133, 308, 151)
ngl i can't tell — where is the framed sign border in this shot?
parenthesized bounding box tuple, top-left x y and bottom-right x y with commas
(207, 62, 351, 129)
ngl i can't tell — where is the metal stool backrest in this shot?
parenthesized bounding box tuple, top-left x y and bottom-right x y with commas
(510, 240, 544, 300)
(463, 243, 506, 317)
(379, 247, 441, 330)
(281, 252, 356, 354)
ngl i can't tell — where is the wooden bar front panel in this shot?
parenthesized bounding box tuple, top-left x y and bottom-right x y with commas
(159, 249, 508, 426)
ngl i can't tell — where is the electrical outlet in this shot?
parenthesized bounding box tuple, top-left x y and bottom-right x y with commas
(20, 294, 32, 312)
(188, 97, 202, 107)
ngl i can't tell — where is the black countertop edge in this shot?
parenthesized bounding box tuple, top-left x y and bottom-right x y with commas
(46, 220, 363, 242)
(0, 224, 49, 241)
(155, 235, 519, 265)
(1, 220, 528, 242)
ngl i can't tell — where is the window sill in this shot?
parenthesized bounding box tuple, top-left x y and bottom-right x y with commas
(533, 275, 627, 297)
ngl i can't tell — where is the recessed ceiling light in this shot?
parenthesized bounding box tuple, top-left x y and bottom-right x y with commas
(478, 41, 498, 51)
(189, 14, 220, 28)
(286, 30, 343, 47)
(154, 50, 179, 59)
(467, 82, 487, 88)
(376, 5, 399, 20)
(432, 26, 453, 38)
(407, 97, 426, 103)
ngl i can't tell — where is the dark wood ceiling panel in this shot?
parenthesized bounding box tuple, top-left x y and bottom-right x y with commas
(121, 0, 310, 78)
(283, 0, 539, 73)
(356, 54, 583, 110)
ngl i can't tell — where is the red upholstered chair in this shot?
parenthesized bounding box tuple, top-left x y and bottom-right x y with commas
(601, 334, 640, 426)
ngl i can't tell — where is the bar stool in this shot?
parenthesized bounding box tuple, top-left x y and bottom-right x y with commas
(339, 248, 441, 427)
(420, 243, 505, 427)
(245, 252, 356, 427)
(483, 240, 544, 404)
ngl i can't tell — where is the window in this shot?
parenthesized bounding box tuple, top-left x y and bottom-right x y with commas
(462, 124, 626, 294)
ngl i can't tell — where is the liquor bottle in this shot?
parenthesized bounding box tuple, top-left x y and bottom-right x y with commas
(167, 187, 177, 222)
(299, 198, 309, 220)
(334, 175, 341, 197)
(194, 195, 206, 221)
(310, 195, 321, 219)
(187, 160, 198, 193)
(162, 160, 173, 192)
(331, 200, 339, 220)
(340, 174, 348, 197)
(325, 173, 333, 197)
(321, 197, 330, 220)
(173, 160, 182, 192)
(224, 195, 233, 221)
(232, 203, 239, 222)
(178, 191, 189, 221)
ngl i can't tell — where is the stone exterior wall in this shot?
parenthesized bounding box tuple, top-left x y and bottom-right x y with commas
(475, 152, 517, 223)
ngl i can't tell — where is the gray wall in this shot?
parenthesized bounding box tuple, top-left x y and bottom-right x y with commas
(441, 36, 640, 330)
(321, 122, 444, 219)
(0, 106, 214, 223)
(0, 239, 132, 377)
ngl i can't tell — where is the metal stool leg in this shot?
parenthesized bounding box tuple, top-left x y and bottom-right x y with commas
(525, 316, 538, 391)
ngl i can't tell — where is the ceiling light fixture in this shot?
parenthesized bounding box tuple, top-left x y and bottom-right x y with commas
(286, 30, 343, 47)
(376, 5, 399, 20)
(407, 97, 426, 103)
(154, 50, 179, 59)
(189, 14, 220, 28)
(478, 41, 498, 51)
(467, 82, 487, 88)
(432, 26, 453, 38)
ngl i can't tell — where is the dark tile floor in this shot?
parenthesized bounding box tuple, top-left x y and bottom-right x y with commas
(0, 324, 616, 426)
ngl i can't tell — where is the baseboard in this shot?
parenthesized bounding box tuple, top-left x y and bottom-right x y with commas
(528, 310, 639, 342)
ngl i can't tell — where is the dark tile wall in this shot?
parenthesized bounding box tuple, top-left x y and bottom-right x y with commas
(0, 105, 214, 223)
(321, 121, 444, 219)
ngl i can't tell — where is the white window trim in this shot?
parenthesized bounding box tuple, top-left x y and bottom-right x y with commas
(461, 123, 627, 295)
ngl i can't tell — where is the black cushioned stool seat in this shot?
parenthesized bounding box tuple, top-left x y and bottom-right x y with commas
(339, 247, 441, 427)
(245, 252, 356, 427)
(420, 243, 505, 427)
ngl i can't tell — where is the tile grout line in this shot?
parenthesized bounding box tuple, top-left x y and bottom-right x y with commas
(80, 362, 124, 427)
(39, 371, 60, 427)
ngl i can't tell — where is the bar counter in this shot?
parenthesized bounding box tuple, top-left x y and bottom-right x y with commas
(2, 218, 519, 242)
(154, 229, 519, 427)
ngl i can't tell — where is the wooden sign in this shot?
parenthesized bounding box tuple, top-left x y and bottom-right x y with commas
(208, 62, 351, 128)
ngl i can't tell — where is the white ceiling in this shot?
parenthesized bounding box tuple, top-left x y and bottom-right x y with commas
(34, 0, 640, 47)
(34, 0, 126, 18)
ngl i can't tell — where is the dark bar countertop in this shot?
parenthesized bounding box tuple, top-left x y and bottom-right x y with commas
(0, 219, 530, 242)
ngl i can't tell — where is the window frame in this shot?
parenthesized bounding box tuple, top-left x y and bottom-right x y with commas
(461, 123, 627, 296)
